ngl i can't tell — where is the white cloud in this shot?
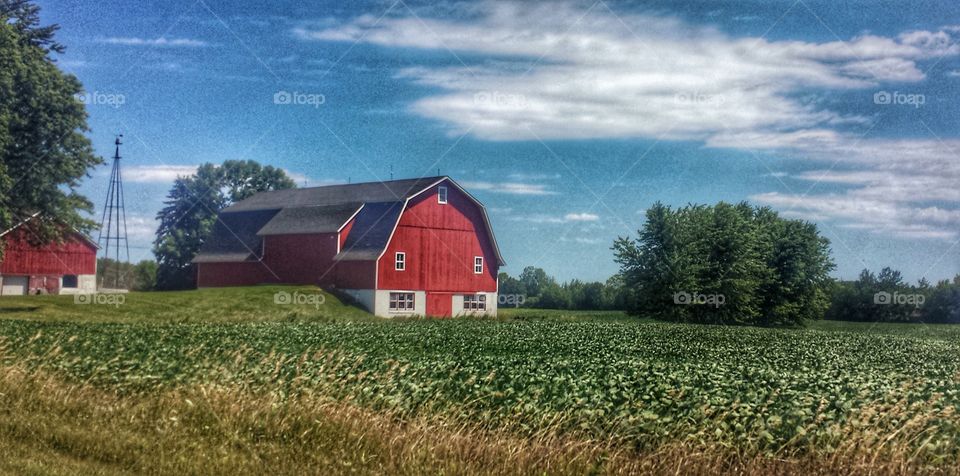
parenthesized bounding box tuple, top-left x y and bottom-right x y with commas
(122, 165, 198, 183)
(738, 132, 960, 239)
(564, 212, 600, 222)
(559, 236, 606, 245)
(298, 1, 960, 241)
(506, 172, 560, 181)
(511, 212, 600, 224)
(948, 70, 960, 77)
(284, 170, 344, 187)
(299, 2, 958, 141)
(96, 37, 211, 47)
(460, 180, 557, 195)
(121, 214, 158, 241)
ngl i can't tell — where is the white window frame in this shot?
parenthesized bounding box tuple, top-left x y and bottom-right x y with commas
(389, 292, 415, 311)
(463, 294, 486, 311)
(438, 186, 448, 204)
(395, 252, 406, 271)
(474, 256, 483, 274)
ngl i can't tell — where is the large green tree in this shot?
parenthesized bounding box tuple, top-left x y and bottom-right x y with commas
(613, 201, 834, 326)
(0, 0, 100, 261)
(152, 160, 295, 290)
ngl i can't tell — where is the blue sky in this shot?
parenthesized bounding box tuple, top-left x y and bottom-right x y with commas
(38, 0, 960, 283)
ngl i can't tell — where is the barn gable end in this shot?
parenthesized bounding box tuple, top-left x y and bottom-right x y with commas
(0, 216, 98, 296)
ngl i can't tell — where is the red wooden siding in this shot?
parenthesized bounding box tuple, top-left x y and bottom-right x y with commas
(332, 260, 377, 289)
(262, 234, 339, 285)
(197, 262, 271, 287)
(197, 234, 378, 289)
(1, 230, 96, 275)
(377, 184, 498, 293)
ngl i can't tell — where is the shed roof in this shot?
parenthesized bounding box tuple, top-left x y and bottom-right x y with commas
(192, 209, 277, 263)
(256, 203, 363, 236)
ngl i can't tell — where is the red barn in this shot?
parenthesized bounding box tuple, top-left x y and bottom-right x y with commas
(0, 215, 99, 296)
(193, 176, 505, 317)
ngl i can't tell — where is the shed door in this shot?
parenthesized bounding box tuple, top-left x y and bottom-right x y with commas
(426, 293, 452, 317)
(1, 276, 28, 296)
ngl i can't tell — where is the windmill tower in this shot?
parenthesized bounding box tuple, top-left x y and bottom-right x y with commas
(96, 135, 131, 289)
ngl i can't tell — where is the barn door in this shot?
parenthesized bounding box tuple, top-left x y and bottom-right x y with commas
(1, 276, 28, 296)
(426, 293, 452, 317)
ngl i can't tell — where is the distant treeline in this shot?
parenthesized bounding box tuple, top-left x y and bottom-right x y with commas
(497, 267, 629, 310)
(827, 268, 960, 324)
(96, 258, 157, 291)
(500, 201, 960, 327)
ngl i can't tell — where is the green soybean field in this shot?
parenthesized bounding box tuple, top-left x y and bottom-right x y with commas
(0, 287, 958, 475)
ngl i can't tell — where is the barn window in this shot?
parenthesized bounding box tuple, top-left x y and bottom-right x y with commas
(474, 256, 483, 274)
(438, 186, 448, 204)
(395, 252, 406, 271)
(463, 294, 486, 311)
(62, 275, 78, 288)
(389, 292, 415, 311)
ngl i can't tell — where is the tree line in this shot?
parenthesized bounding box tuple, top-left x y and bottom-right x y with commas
(502, 203, 959, 327)
(826, 268, 960, 324)
(497, 267, 629, 310)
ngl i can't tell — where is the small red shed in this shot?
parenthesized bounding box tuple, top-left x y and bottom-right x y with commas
(193, 176, 505, 317)
(0, 215, 99, 296)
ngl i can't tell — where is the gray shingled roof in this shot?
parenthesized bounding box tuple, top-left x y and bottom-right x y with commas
(336, 201, 405, 261)
(193, 209, 278, 263)
(192, 176, 505, 266)
(223, 177, 443, 212)
(256, 203, 362, 236)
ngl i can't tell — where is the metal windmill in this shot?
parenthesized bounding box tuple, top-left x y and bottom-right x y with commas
(96, 135, 131, 289)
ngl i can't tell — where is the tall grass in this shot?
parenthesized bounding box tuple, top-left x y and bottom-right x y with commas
(0, 346, 957, 475)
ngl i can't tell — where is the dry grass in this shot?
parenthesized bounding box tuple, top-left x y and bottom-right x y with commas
(0, 362, 957, 476)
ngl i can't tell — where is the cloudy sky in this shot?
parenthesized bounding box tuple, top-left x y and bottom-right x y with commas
(41, 0, 960, 282)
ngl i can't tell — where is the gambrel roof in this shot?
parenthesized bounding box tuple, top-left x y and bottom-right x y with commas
(192, 176, 505, 265)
